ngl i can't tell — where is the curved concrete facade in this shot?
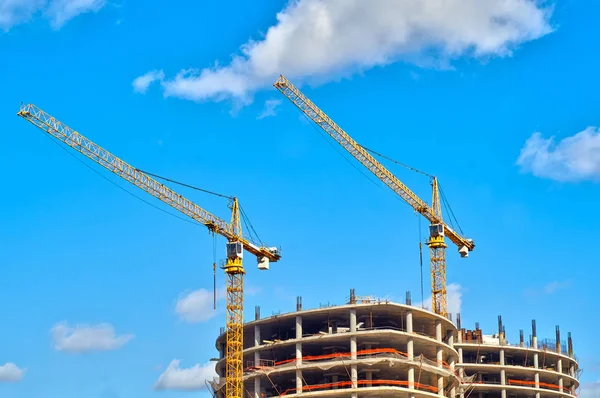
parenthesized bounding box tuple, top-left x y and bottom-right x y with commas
(455, 321, 580, 398)
(211, 298, 580, 398)
(213, 297, 461, 398)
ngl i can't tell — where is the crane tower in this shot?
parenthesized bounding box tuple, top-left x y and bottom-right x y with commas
(274, 75, 474, 317)
(17, 103, 280, 398)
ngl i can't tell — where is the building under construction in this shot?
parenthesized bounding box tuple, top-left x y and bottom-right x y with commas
(211, 291, 580, 398)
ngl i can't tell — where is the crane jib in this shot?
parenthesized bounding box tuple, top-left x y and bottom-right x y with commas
(274, 77, 474, 252)
(17, 103, 281, 262)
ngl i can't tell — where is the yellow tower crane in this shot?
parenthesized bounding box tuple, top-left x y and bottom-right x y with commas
(273, 75, 474, 317)
(17, 103, 281, 398)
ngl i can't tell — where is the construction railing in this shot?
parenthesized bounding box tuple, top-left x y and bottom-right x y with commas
(508, 379, 574, 395)
(278, 379, 439, 396)
(245, 347, 459, 380)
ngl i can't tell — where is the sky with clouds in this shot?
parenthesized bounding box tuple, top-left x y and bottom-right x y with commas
(1, 0, 599, 397)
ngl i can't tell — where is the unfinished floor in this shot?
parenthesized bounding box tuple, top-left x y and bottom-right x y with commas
(210, 292, 579, 398)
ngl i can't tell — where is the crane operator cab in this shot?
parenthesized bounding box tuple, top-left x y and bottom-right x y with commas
(226, 241, 244, 260)
(429, 223, 445, 237)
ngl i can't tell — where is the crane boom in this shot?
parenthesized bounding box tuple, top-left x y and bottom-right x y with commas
(17, 103, 280, 262)
(274, 75, 474, 317)
(17, 102, 281, 398)
(273, 76, 473, 253)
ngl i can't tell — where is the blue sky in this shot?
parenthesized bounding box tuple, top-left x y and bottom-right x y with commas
(1, 0, 599, 397)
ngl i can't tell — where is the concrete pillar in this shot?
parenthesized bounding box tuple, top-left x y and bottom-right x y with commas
(457, 314, 464, 398)
(445, 330, 456, 398)
(570, 362, 575, 378)
(558, 358, 564, 393)
(500, 348, 507, 398)
(436, 320, 443, 342)
(332, 375, 339, 389)
(366, 370, 373, 387)
(556, 326, 564, 394)
(296, 315, 303, 393)
(458, 346, 465, 398)
(436, 320, 443, 366)
(407, 309, 415, 390)
(350, 309, 358, 389)
(436, 320, 443, 396)
(533, 320, 540, 398)
(254, 325, 261, 398)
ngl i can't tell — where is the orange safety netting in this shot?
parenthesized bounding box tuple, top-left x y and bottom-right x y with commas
(249, 347, 455, 373)
(279, 379, 438, 396)
(508, 379, 572, 394)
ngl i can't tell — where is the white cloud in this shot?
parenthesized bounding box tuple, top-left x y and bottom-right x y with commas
(137, 0, 552, 104)
(175, 288, 224, 323)
(525, 280, 572, 297)
(0, 0, 106, 31)
(580, 382, 600, 398)
(132, 70, 165, 94)
(154, 360, 217, 391)
(257, 99, 282, 119)
(0, 362, 25, 382)
(46, 0, 106, 29)
(175, 285, 261, 323)
(517, 127, 600, 182)
(415, 282, 463, 316)
(543, 280, 571, 294)
(0, 0, 44, 31)
(51, 322, 134, 354)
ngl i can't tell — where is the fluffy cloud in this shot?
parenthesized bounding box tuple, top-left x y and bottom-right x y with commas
(154, 360, 217, 391)
(174, 285, 260, 323)
(415, 282, 463, 316)
(525, 280, 572, 298)
(175, 288, 224, 323)
(257, 99, 282, 119)
(517, 127, 600, 182)
(51, 322, 134, 354)
(132, 70, 165, 93)
(45, 0, 106, 29)
(0, 0, 44, 31)
(0, 362, 25, 382)
(580, 381, 600, 398)
(0, 0, 106, 31)
(136, 0, 553, 103)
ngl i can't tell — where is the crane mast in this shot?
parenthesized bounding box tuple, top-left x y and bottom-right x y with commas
(274, 75, 474, 317)
(17, 103, 280, 398)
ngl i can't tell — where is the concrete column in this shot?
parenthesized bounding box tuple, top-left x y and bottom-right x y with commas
(436, 320, 444, 396)
(533, 320, 540, 398)
(500, 348, 507, 398)
(296, 315, 303, 393)
(254, 325, 261, 398)
(558, 358, 564, 393)
(332, 375, 339, 389)
(458, 346, 465, 398)
(407, 309, 415, 390)
(570, 362, 575, 378)
(350, 309, 358, 390)
(446, 332, 456, 398)
(366, 370, 373, 387)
